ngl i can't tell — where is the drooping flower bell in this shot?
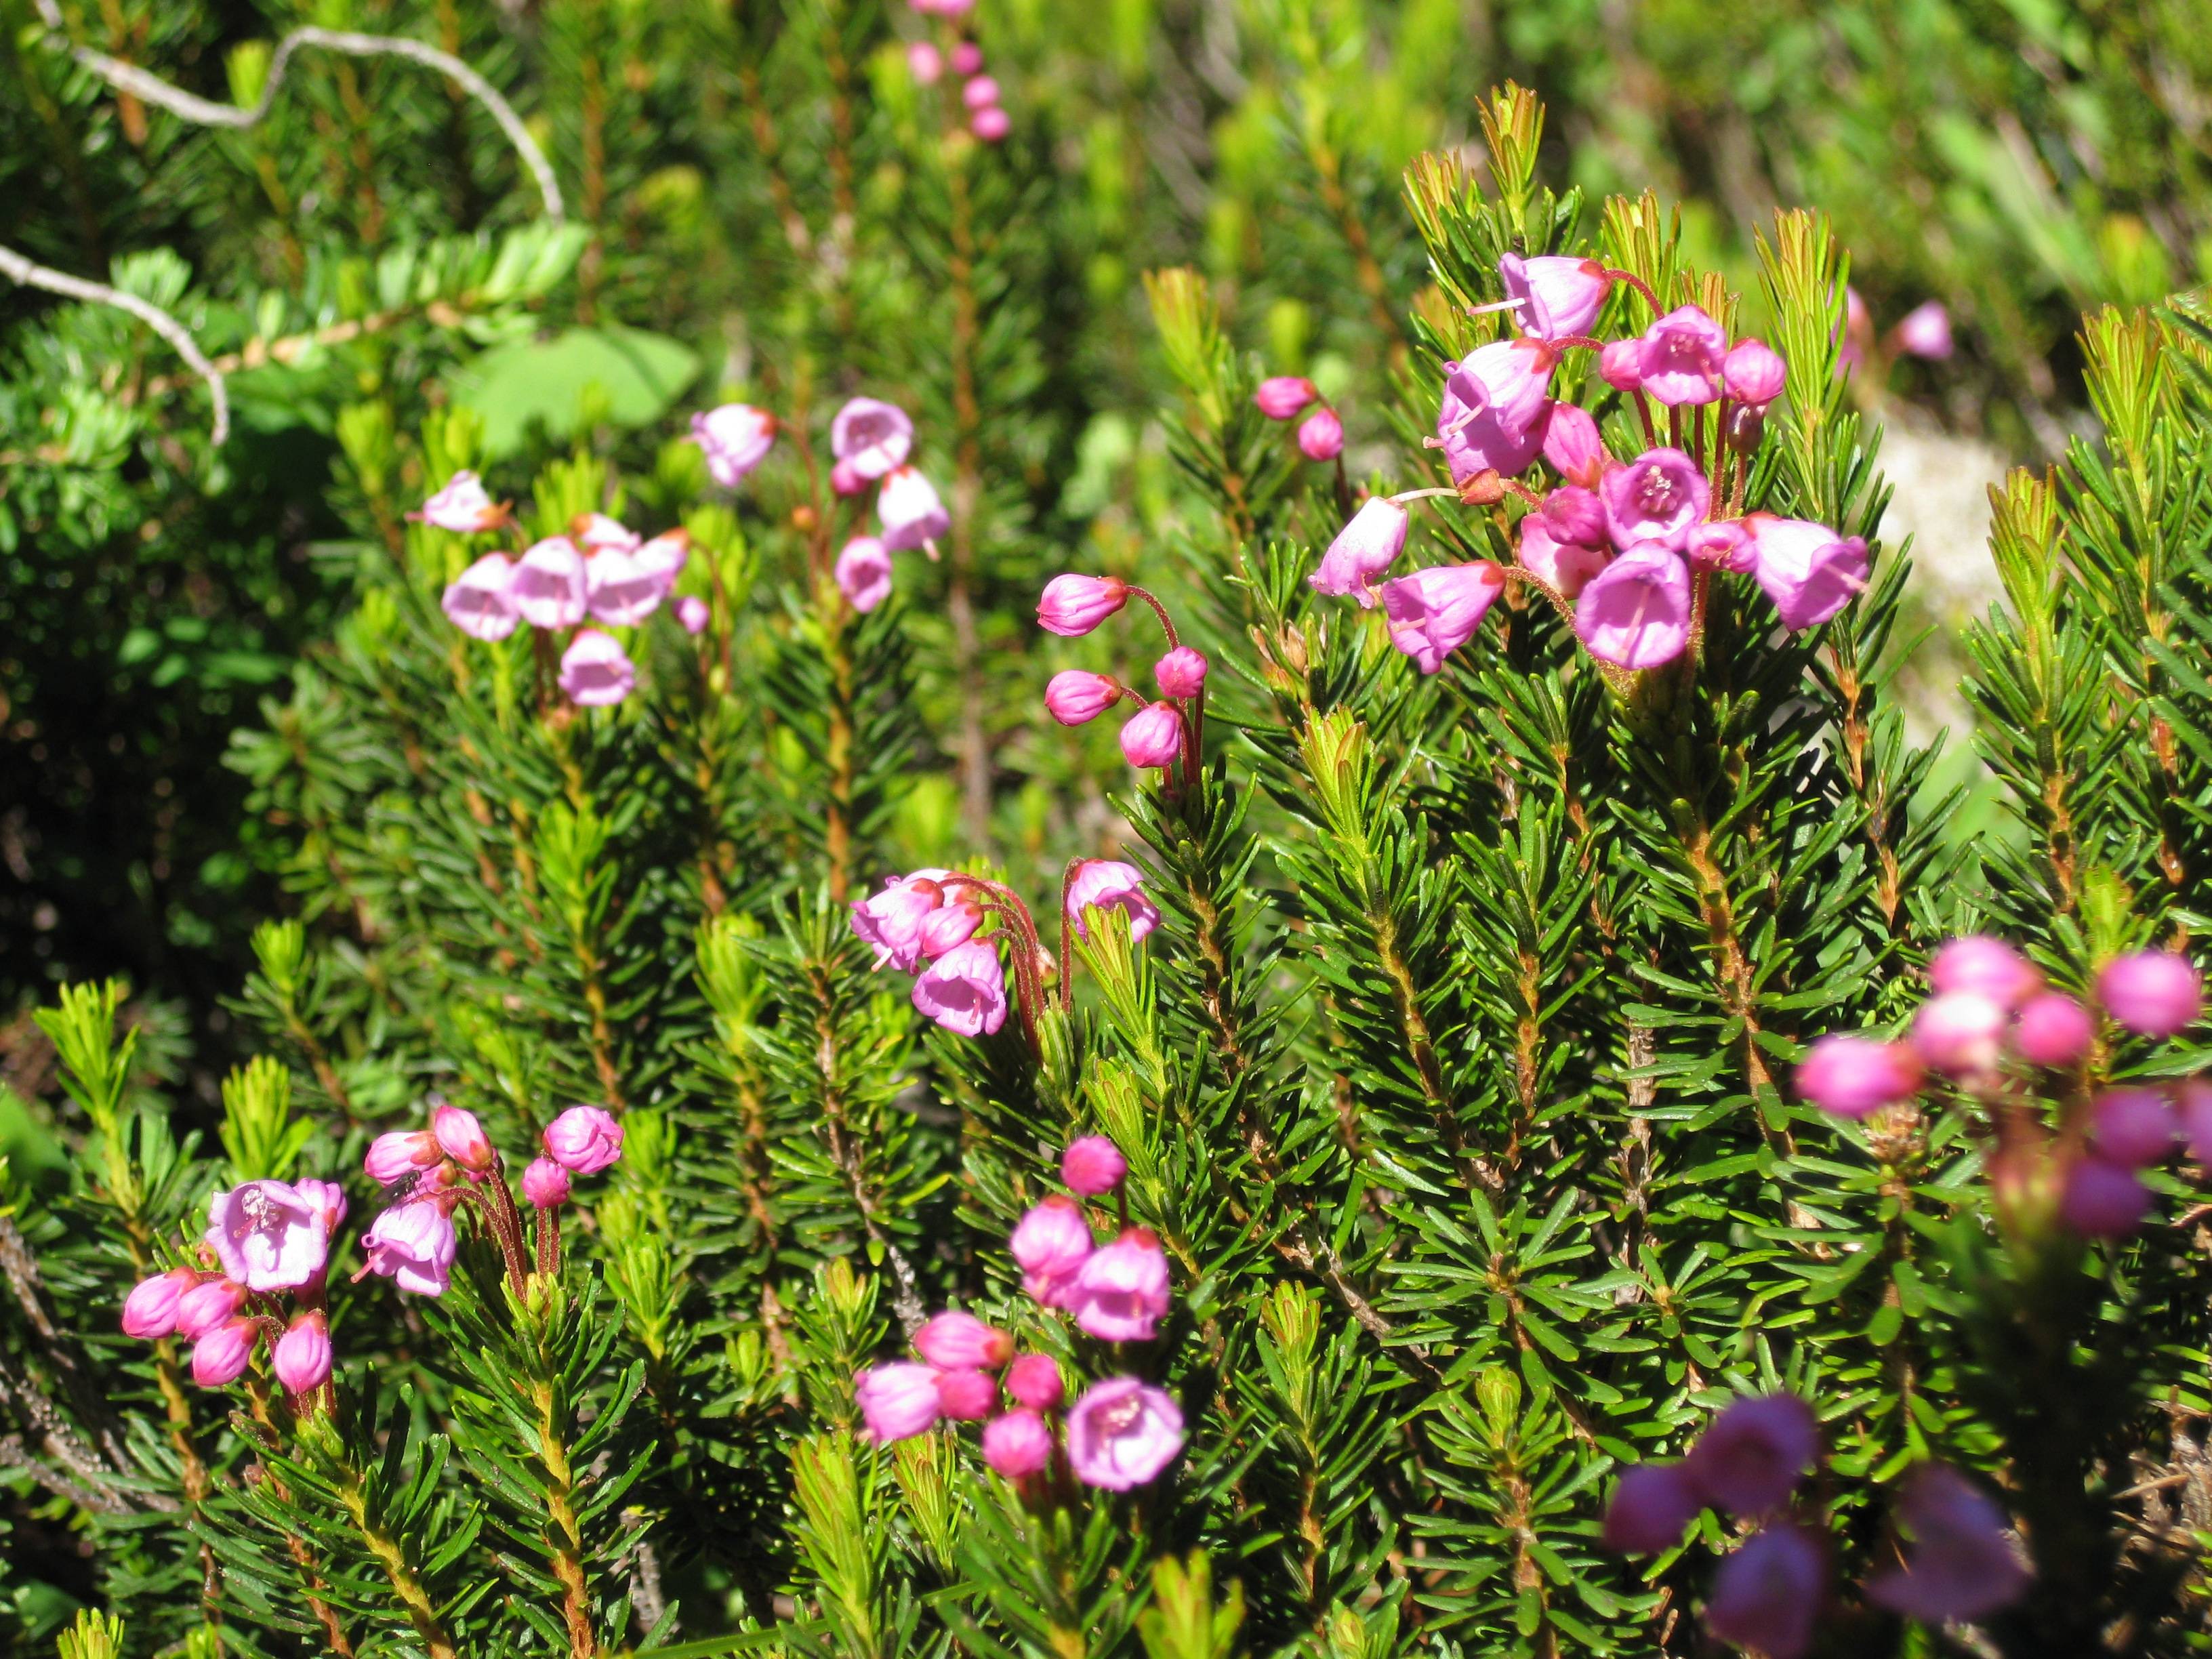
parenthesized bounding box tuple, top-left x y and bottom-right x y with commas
(361, 1201, 458, 1297)
(1864, 1463, 2028, 1624)
(1519, 513, 1610, 601)
(1297, 408, 1344, 461)
(855, 1361, 941, 1444)
(914, 1311, 1015, 1370)
(1574, 544, 1692, 669)
(836, 537, 894, 613)
(1119, 703, 1183, 770)
(512, 538, 590, 630)
(2060, 1158, 2151, 1238)
(1540, 403, 1607, 489)
(1796, 1036, 1922, 1120)
(983, 1408, 1054, 1477)
(935, 1368, 998, 1420)
(1006, 1353, 1064, 1409)
(1498, 253, 1612, 341)
(1704, 1525, 1824, 1659)
(1038, 574, 1130, 636)
(1744, 514, 1869, 632)
(1910, 991, 2007, 1074)
(2014, 991, 2095, 1067)
(523, 1156, 571, 1209)
(558, 630, 637, 708)
(272, 1310, 333, 1393)
(675, 595, 710, 635)
(1598, 337, 1643, 392)
(176, 1277, 247, 1338)
(970, 105, 1011, 143)
(432, 1104, 495, 1174)
(1436, 341, 1555, 481)
(1065, 860, 1158, 943)
(204, 1180, 333, 1292)
(1722, 338, 1786, 407)
(544, 1106, 624, 1174)
(1065, 1377, 1185, 1490)
(1010, 1196, 1093, 1308)
(191, 1318, 258, 1387)
(411, 470, 511, 534)
(1153, 647, 1208, 699)
(2097, 951, 2202, 1038)
(583, 548, 665, 628)
(1378, 562, 1506, 675)
(442, 554, 522, 641)
(1311, 499, 1408, 607)
(951, 42, 984, 76)
(1601, 448, 1709, 550)
(366, 1128, 442, 1187)
(878, 466, 951, 552)
(1686, 1395, 1818, 1517)
(912, 939, 1008, 1037)
(573, 514, 640, 556)
(1255, 376, 1317, 420)
(851, 872, 950, 972)
(829, 396, 914, 482)
(692, 403, 778, 487)
(1071, 1228, 1171, 1342)
(636, 528, 691, 597)
(1603, 1461, 1704, 1555)
(1061, 1135, 1128, 1196)
(1045, 671, 1121, 726)
(121, 1267, 198, 1338)
(2092, 1088, 2177, 1167)
(907, 40, 943, 83)
(1928, 936, 2041, 1008)
(962, 75, 1000, 110)
(1637, 306, 1728, 406)
(1895, 301, 1954, 361)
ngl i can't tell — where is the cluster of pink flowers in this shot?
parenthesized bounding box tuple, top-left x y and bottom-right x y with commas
(855, 1138, 1185, 1490)
(1797, 936, 2205, 1238)
(1605, 1395, 2024, 1654)
(1310, 253, 1870, 677)
(1254, 375, 1344, 462)
(121, 1176, 346, 1399)
(905, 7, 1010, 144)
(1038, 577, 1206, 775)
(814, 396, 950, 614)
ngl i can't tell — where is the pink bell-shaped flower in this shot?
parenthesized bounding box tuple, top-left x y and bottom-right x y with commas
(1010, 1197, 1093, 1309)
(523, 1156, 571, 1209)
(1065, 861, 1158, 944)
(1796, 1035, 1922, 1120)
(1911, 991, 2007, 1074)
(1154, 647, 1208, 699)
(190, 1317, 258, 1387)
(829, 396, 914, 482)
(544, 1106, 623, 1174)
(584, 548, 665, 627)
(1929, 936, 2041, 1008)
(692, 403, 777, 487)
(512, 538, 589, 630)
(1045, 670, 1121, 725)
(2097, 951, 2202, 1038)
(855, 1361, 940, 1444)
(1574, 544, 1692, 669)
(1896, 301, 1953, 361)
(2091, 1088, 2177, 1168)
(1600, 448, 1709, 550)
(915, 1311, 1014, 1370)
(1311, 498, 1409, 607)
(1436, 342, 1553, 482)
(412, 470, 510, 533)
(1066, 1377, 1185, 1490)
(2014, 991, 2095, 1067)
(1296, 408, 1344, 461)
(1704, 1525, 1824, 1659)
(1743, 514, 1869, 632)
(432, 1104, 494, 1173)
(836, 537, 894, 613)
(1498, 253, 1611, 341)
(203, 1179, 333, 1292)
(1255, 376, 1317, 419)
(441, 553, 522, 641)
(1722, 337, 1787, 406)
(2060, 1157, 2151, 1238)
(361, 1200, 458, 1297)
(912, 939, 1008, 1037)
(1637, 305, 1728, 406)
(1864, 1462, 2028, 1624)
(935, 1368, 998, 1420)
(1061, 1135, 1128, 1196)
(272, 1310, 333, 1393)
(1603, 1461, 1703, 1555)
(558, 630, 636, 708)
(1685, 1393, 1818, 1516)
(983, 1408, 1055, 1477)
(1378, 562, 1506, 675)
(1006, 1353, 1064, 1409)
(121, 1267, 199, 1338)
(1540, 403, 1607, 489)
(1119, 703, 1183, 770)
(1038, 574, 1130, 636)
(851, 872, 949, 972)
(365, 1128, 442, 1187)
(879, 466, 951, 552)
(1071, 1228, 1171, 1342)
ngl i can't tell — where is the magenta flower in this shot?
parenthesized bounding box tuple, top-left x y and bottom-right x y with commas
(272, 1311, 332, 1393)
(2097, 951, 2202, 1038)
(293, 1179, 347, 1233)
(1119, 703, 1183, 770)
(523, 1156, 571, 1209)
(191, 1317, 258, 1387)
(584, 548, 665, 627)
(512, 537, 589, 630)
(1929, 936, 2041, 1009)
(1637, 305, 1728, 406)
(1498, 253, 1612, 341)
(1006, 1353, 1064, 1409)
(912, 939, 1008, 1037)
(1379, 562, 1506, 675)
(851, 872, 950, 972)
(1071, 1228, 1170, 1342)
(1154, 647, 1208, 699)
(1601, 447, 1709, 550)
(830, 396, 914, 482)
(1687, 520, 1753, 571)
(962, 75, 1000, 110)
(982, 1408, 1054, 1477)
(361, 1201, 458, 1296)
(365, 1128, 441, 1187)
(1066, 1377, 1185, 1490)
(1796, 1036, 1922, 1120)
(1519, 518, 1612, 600)
(907, 40, 943, 83)
(1297, 408, 1344, 461)
(2093, 1088, 2177, 1168)
(910, 0, 976, 14)
(879, 466, 951, 552)
(1743, 514, 1869, 631)
(1574, 544, 1692, 669)
(951, 42, 983, 75)
(935, 1368, 998, 1420)
(1603, 1462, 1703, 1555)
(1896, 301, 1954, 361)
(1311, 498, 1408, 607)
(121, 1267, 198, 1338)
(2014, 991, 2095, 1067)
(855, 1361, 941, 1444)
(1010, 1196, 1093, 1308)
(1865, 1464, 2028, 1624)
(1722, 337, 1786, 406)
(558, 630, 636, 708)
(836, 537, 894, 613)
(442, 553, 522, 642)
(1061, 1135, 1128, 1196)
(544, 1106, 624, 1174)
(1437, 342, 1554, 481)
(2060, 1158, 2151, 1239)
(205, 1180, 332, 1292)
(1255, 376, 1317, 419)
(1540, 404, 1607, 489)
(573, 514, 640, 556)
(1686, 1394, 1818, 1516)
(692, 403, 778, 487)
(675, 594, 710, 635)
(411, 470, 510, 533)
(1598, 337, 1643, 392)
(1911, 991, 2007, 1074)
(1536, 485, 1605, 548)
(832, 459, 865, 496)
(1044, 671, 1120, 726)
(1704, 1525, 1824, 1659)
(1065, 860, 1158, 945)
(915, 1311, 1014, 1370)
(970, 106, 1010, 143)
(1038, 574, 1130, 636)
(432, 1104, 494, 1173)
(918, 901, 982, 959)
(176, 1277, 247, 1339)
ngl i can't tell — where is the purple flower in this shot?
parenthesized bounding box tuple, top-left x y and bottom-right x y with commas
(1895, 300, 1953, 361)
(1061, 1135, 1128, 1196)
(836, 537, 894, 613)
(1540, 405, 1607, 489)
(1154, 647, 1208, 699)
(2014, 991, 2095, 1067)
(1519, 516, 1612, 600)
(983, 1408, 1054, 1477)
(1704, 1526, 1824, 1659)
(558, 629, 636, 708)
(1538, 485, 1605, 547)
(830, 396, 914, 482)
(1006, 1353, 1064, 1409)
(121, 1267, 198, 1339)
(1255, 376, 1317, 419)
(293, 1178, 347, 1233)
(1744, 514, 1869, 631)
(1637, 305, 1728, 406)
(1065, 860, 1159, 944)
(1796, 1035, 1922, 1120)
(584, 548, 665, 628)
(1601, 447, 1709, 550)
(1119, 703, 1183, 770)
(1929, 936, 2042, 1008)
(915, 1311, 1013, 1370)
(512, 538, 589, 630)
(361, 1201, 458, 1297)
(1296, 408, 1344, 460)
(1687, 519, 1753, 571)
(1723, 337, 1786, 406)
(851, 872, 950, 972)
(1498, 253, 1612, 341)
(442, 553, 522, 641)
(1311, 499, 1409, 607)
(1685, 1393, 1818, 1516)
(272, 1310, 332, 1393)
(879, 466, 951, 552)
(1599, 338, 1643, 392)
(2060, 1158, 2151, 1238)
(2092, 1088, 2177, 1168)
(1437, 343, 1553, 481)
(191, 1318, 258, 1387)
(1379, 562, 1506, 675)
(2097, 951, 2202, 1038)
(411, 470, 510, 533)
(523, 1156, 571, 1208)
(1038, 574, 1130, 636)
(1066, 1377, 1185, 1490)
(692, 403, 777, 487)
(675, 595, 710, 634)
(1910, 991, 2007, 1074)
(912, 939, 1008, 1037)
(1071, 1228, 1171, 1342)
(935, 1368, 998, 1420)
(544, 1106, 624, 1174)
(1603, 1462, 1703, 1555)
(1046, 671, 1122, 726)
(1574, 544, 1692, 669)
(1010, 1197, 1093, 1307)
(1865, 1464, 2028, 1624)
(636, 529, 691, 598)
(204, 1180, 332, 1292)
(856, 1361, 940, 1444)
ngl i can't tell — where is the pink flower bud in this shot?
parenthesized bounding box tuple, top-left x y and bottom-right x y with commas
(1864, 1463, 2028, 1624)
(970, 105, 1010, 142)
(856, 1361, 940, 1444)
(1598, 337, 1643, 391)
(1010, 1196, 1094, 1309)
(830, 397, 914, 482)
(1045, 670, 1122, 726)
(1721, 337, 1787, 406)
(935, 1369, 999, 1420)
(1685, 1393, 1818, 1517)
(2092, 1088, 2177, 1168)
(1911, 991, 2007, 1074)
(272, 1310, 332, 1393)
(292, 1178, 347, 1234)
(1795, 1035, 1922, 1119)
(1498, 253, 1613, 341)
(915, 1311, 1014, 1370)
(2097, 951, 2202, 1038)
(1575, 544, 1692, 669)
(176, 1276, 247, 1339)
(692, 403, 777, 487)
(1005, 1353, 1064, 1409)
(411, 470, 510, 534)
(851, 870, 949, 971)
(512, 537, 590, 630)
(558, 629, 636, 708)
(1743, 513, 1870, 632)
(442, 553, 522, 642)
(951, 41, 984, 75)
(1638, 305, 1728, 406)
(1380, 562, 1507, 675)
(523, 1156, 571, 1208)
(2060, 1157, 2150, 1239)
(204, 1179, 333, 1292)
(910, 0, 975, 14)
(191, 1317, 258, 1387)
(962, 75, 1000, 110)
(544, 1106, 623, 1174)
(365, 1128, 442, 1186)
(1153, 647, 1208, 699)
(1895, 300, 1953, 361)
(675, 594, 710, 635)
(1540, 403, 1607, 489)
(432, 1104, 494, 1173)
(1119, 703, 1183, 770)
(122, 1267, 200, 1338)
(1072, 1227, 1171, 1343)
(1311, 498, 1409, 607)
(1603, 1461, 1703, 1554)
(1704, 1525, 1824, 1659)
(1065, 860, 1158, 944)
(831, 458, 866, 496)
(362, 1201, 458, 1296)
(1061, 1135, 1127, 1196)
(1601, 447, 1709, 550)
(1519, 516, 1611, 600)
(982, 1408, 1054, 1477)
(2009, 990, 2091, 1068)
(1929, 935, 2042, 1009)
(917, 901, 982, 958)
(913, 939, 1008, 1038)
(1296, 407, 1344, 460)
(836, 537, 894, 613)
(1066, 1376, 1184, 1490)
(1255, 376, 1318, 420)
(1038, 574, 1130, 636)
(907, 40, 943, 83)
